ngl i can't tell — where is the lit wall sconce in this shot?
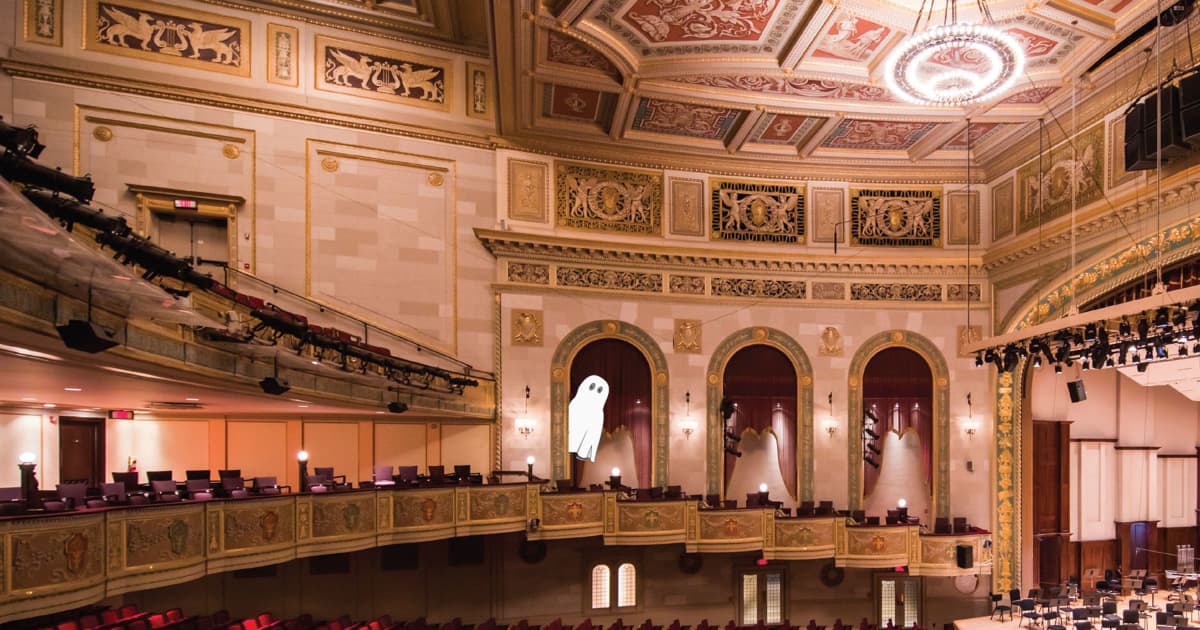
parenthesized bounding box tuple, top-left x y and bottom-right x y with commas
(963, 392, 977, 439)
(515, 385, 535, 439)
(526, 455, 535, 480)
(297, 449, 310, 492)
(18, 451, 39, 509)
(680, 391, 696, 440)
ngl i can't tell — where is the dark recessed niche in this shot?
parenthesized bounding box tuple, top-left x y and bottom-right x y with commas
(309, 553, 351, 575)
(381, 543, 420, 571)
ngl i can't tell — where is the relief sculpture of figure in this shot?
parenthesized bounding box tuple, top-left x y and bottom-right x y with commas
(99, 5, 156, 50)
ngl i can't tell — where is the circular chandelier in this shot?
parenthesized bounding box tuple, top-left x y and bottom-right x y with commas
(885, 22, 1025, 106)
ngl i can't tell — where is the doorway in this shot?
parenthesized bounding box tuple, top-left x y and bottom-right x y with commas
(739, 568, 785, 624)
(152, 213, 230, 276)
(876, 573, 922, 627)
(59, 417, 104, 486)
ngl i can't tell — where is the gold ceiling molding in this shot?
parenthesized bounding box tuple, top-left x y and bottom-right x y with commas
(204, 0, 490, 57)
(476, 228, 984, 277)
(0, 59, 494, 150)
(981, 164, 1200, 272)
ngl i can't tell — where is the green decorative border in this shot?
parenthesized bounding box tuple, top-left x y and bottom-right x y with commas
(846, 330, 950, 519)
(705, 327, 814, 500)
(550, 320, 669, 486)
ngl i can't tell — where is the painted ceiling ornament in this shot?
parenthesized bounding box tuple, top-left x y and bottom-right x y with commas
(884, 0, 1025, 107)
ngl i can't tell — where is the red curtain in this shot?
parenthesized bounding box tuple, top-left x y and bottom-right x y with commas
(569, 338, 653, 488)
(722, 345, 798, 498)
(862, 348, 933, 496)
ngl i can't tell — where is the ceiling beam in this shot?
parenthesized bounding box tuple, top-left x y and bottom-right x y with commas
(727, 107, 767, 153)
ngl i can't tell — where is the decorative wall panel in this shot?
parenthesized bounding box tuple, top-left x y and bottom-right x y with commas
(84, 0, 250, 76)
(769, 516, 837, 560)
(850, 189, 941, 247)
(673, 319, 702, 353)
(509, 160, 549, 223)
(711, 277, 805, 299)
(266, 23, 298, 87)
(811, 188, 845, 243)
(555, 162, 663, 235)
(507, 262, 550, 285)
(669, 178, 706, 237)
(315, 35, 449, 110)
(556, 267, 663, 292)
(992, 178, 1014, 240)
(222, 503, 295, 550)
(511, 310, 544, 346)
(947, 284, 982, 302)
(669, 275, 705, 295)
(850, 283, 941, 301)
(710, 179, 805, 244)
(306, 140, 456, 353)
(24, 0, 63, 46)
(10, 520, 104, 589)
(466, 61, 493, 119)
(945, 191, 980, 245)
(1017, 122, 1103, 233)
(123, 510, 205, 567)
(311, 494, 376, 538)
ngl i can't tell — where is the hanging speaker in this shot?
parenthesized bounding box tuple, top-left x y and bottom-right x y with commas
(56, 319, 118, 353)
(1125, 103, 1155, 171)
(956, 544, 974, 569)
(1142, 85, 1190, 161)
(1067, 379, 1087, 403)
(1179, 72, 1200, 145)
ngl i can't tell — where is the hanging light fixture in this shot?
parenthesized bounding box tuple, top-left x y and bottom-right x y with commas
(884, 0, 1025, 106)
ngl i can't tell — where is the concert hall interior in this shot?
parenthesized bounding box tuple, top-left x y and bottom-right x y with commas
(3, 0, 1200, 629)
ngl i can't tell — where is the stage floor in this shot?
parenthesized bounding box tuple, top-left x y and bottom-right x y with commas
(953, 593, 1196, 630)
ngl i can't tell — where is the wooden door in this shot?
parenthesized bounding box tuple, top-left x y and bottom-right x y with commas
(1032, 420, 1070, 588)
(59, 418, 104, 486)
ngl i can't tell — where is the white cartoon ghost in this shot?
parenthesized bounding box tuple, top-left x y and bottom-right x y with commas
(568, 374, 609, 462)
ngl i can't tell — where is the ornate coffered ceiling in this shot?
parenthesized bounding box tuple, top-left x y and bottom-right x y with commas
(496, 0, 1161, 179)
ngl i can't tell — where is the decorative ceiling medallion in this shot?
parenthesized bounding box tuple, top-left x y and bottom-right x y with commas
(884, 23, 1025, 106)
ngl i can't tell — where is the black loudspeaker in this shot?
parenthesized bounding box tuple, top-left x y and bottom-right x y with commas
(956, 544, 974, 569)
(258, 376, 290, 395)
(1142, 85, 1190, 161)
(56, 319, 118, 353)
(380, 543, 419, 571)
(1067, 379, 1087, 403)
(518, 539, 547, 564)
(387, 401, 409, 414)
(1180, 72, 1200, 145)
(1125, 103, 1155, 171)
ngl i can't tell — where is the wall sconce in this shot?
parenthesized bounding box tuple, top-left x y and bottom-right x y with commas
(963, 392, 977, 439)
(680, 391, 696, 440)
(297, 450, 309, 492)
(823, 393, 837, 438)
(515, 385, 534, 439)
(18, 451, 39, 509)
(526, 455, 535, 480)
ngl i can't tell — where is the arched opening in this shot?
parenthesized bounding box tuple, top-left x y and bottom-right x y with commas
(861, 347, 933, 520)
(568, 338, 653, 488)
(722, 344, 799, 503)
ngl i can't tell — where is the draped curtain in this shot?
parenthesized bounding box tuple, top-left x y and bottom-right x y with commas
(569, 338, 653, 488)
(722, 345, 798, 498)
(862, 347, 933, 497)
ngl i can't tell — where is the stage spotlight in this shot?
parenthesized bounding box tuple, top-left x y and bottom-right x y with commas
(1193, 342, 1200, 354)
(1119, 352, 1127, 365)
(866, 443, 881, 455)
(259, 376, 291, 395)
(863, 428, 880, 440)
(1033, 355, 1043, 368)
(0, 117, 45, 157)
(1081, 360, 1090, 371)
(725, 446, 742, 458)
(1072, 332, 1084, 346)
(1180, 345, 1189, 357)
(1155, 307, 1170, 329)
(1174, 310, 1187, 329)
(974, 352, 983, 367)
(387, 401, 408, 413)
(1137, 362, 1149, 373)
(0, 153, 97, 203)
(1054, 364, 1063, 374)
(720, 397, 736, 420)
(864, 455, 879, 469)
(1138, 318, 1150, 341)
(56, 319, 118, 353)
(724, 430, 742, 442)
(1119, 320, 1131, 337)
(1084, 324, 1097, 341)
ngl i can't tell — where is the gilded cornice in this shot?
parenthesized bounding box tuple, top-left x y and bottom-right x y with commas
(0, 58, 497, 150)
(206, 0, 491, 57)
(500, 133, 984, 185)
(475, 228, 985, 276)
(981, 163, 1200, 272)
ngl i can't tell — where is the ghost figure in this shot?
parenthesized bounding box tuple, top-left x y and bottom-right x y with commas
(568, 375, 609, 462)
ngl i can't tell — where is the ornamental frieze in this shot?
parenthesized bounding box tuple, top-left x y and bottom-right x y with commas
(710, 179, 805, 244)
(507, 262, 550, 285)
(557, 266, 663, 292)
(555, 162, 663, 236)
(850, 283, 943, 301)
(316, 35, 449, 110)
(946, 283, 982, 302)
(850, 188, 941, 247)
(669, 274, 705, 294)
(85, 0, 248, 76)
(711, 277, 805, 299)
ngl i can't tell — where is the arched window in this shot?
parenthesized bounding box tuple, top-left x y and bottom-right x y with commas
(589, 561, 638, 611)
(590, 564, 610, 609)
(617, 563, 636, 607)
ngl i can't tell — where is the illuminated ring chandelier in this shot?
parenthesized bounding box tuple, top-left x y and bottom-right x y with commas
(885, 23, 1025, 106)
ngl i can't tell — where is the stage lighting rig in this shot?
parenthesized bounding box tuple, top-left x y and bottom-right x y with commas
(0, 117, 45, 158)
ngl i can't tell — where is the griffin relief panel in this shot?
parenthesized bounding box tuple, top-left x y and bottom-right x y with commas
(316, 35, 449, 110)
(85, 0, 249, 76)
(555, 161, 663, 236)
(850, 188, 941, 247)
(710, 179, 805, 244)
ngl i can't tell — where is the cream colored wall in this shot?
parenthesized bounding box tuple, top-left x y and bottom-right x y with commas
(0, 412, 54, 487)
(302, 421, 360, 483)
(106, 417, 211, 479)
(440, 423, 492, 476)
(500, 292, 994, 526)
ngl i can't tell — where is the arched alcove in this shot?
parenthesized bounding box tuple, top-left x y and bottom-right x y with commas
(706, 327, 813, 500)
(722, 344, 798, 502)
(861, 347, 934, 521)
(550, 320, 669, 486)
(848, 330, 950, 520)
(568, 338, 652, 488)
